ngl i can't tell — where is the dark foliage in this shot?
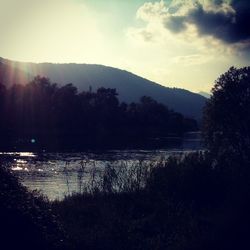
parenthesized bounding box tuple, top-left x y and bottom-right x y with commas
(146, 152, 226, 206)
(203, 66, 250, 163)
(52, 151, 250, 250)
(0, 76, 197, 151)
(0, 166, 66, 250)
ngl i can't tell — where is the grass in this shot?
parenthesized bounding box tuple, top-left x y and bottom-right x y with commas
(2, 151, 250, 250)
(52, 152, 234, 250)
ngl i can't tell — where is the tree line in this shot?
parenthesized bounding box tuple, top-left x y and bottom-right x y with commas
(0, 76, 197, 150)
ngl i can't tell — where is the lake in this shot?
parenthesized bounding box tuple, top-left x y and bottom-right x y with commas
(0, 132, 204, 200)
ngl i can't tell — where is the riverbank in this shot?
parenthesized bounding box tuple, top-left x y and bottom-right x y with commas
(2, 151, 250, 250)
(1, 145, 203, 200)
(51, 151, 250, 250)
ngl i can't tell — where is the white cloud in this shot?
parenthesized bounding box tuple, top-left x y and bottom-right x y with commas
(123, 0, 249, 92)
(127, 0, 240, 58)
(136, 0, 167, 21)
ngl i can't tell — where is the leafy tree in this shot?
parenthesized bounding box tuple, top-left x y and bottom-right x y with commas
(203, 66, 250, 165)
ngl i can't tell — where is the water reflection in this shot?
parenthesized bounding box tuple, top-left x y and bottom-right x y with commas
(0, 152, 36, 157)
(0, 150, 190, 200)
(0, 133, 204, 200)
(19, 152, 36, 157)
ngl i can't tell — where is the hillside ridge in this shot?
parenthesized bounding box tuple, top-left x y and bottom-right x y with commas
(0, 57, 206, 119)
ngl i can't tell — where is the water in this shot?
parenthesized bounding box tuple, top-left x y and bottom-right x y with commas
(0, 133, 204, 200)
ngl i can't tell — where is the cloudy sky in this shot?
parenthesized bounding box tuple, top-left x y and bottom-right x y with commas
(1, 0, 250, 92)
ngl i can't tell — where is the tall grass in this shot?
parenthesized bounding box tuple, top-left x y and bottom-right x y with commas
(67, 159, 160, 195)
(53, 152, 230, 250)
(3, 151, 250, 250)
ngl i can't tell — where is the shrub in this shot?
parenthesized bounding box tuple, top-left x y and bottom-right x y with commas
(0, 166, 66, 250)
(146, 152, 227, 206)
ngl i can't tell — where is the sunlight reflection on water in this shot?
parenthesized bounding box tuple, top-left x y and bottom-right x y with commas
(0, 133, 204, 200)
(0, 152, 36, 157)
(0, 150, 196, 200)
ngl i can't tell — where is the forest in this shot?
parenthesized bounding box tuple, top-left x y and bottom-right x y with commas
(0, 76, 197, 150)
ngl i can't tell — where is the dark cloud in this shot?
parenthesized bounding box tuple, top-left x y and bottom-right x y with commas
(165, 0, 250, 47)
(188, 2, 236, 43)
(212, 0, 224, 5)
(230, 0, 250, 42)
(164, 16, 186, 33)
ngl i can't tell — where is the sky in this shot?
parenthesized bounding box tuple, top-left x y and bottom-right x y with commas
(0, 0, 250, 93)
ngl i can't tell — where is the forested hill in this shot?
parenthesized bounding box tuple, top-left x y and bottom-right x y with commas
(0, 61, 31, 87)
(0, 57, 206, 119)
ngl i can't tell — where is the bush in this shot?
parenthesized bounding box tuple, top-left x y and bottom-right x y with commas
(0, 166, 66, 250)
(53, 153, 230, 250)
(147, 152, 228, 206)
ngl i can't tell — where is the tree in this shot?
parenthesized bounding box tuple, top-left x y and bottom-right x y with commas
(0, 75, 197, 150)
(203, 66, 250, 164)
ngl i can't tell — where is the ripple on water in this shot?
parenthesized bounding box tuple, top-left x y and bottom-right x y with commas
(1, 147, 203, 200)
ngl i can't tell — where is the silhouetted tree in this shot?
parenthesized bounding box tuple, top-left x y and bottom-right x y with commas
(203, 66, 250, 181)
(203, 67, 250, 160)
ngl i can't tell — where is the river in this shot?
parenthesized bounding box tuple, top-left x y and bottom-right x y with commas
(0, 132, 204, 200)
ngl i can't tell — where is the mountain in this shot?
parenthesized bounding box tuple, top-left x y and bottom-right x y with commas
(0, 57, 206, 119)
(0, 61, 31, 87)
(198, 91, 211, 98)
